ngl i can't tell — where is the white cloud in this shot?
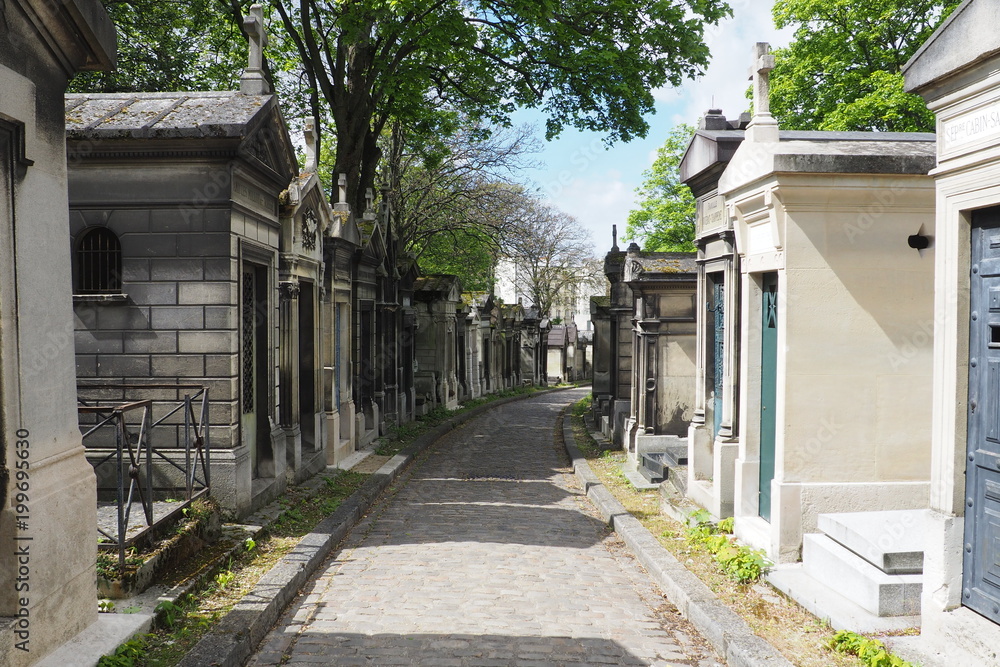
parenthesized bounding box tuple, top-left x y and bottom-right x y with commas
(544, 173, 636, 254)
(654, 2, 795, 124)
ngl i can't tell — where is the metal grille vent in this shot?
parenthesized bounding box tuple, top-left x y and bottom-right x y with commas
(77, 227, 122, 293)
(242, 270, 255, 413)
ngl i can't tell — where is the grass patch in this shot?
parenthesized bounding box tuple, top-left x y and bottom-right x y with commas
(98, 470, 368, 667)
(828, 630, 916, 667)
(685, 509, 770, 584)
(569, 396, 869, 667)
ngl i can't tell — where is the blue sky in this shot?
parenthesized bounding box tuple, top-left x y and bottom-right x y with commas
(512, 2, 795, 255)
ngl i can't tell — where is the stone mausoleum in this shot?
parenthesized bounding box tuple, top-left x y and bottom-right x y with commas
(0, 0, 115, 664)
(680, 109, 746, 519)
(66, 36, 303, 516)
(722, 44, 937, 631)
(903, 0, 1000, 661)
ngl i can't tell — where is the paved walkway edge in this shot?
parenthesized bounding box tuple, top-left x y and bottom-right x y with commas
(561, 413, 794, 667)
(177, 387, 575, 667)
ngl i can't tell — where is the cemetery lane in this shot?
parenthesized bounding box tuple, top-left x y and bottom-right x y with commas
(249, 388, 723, 666)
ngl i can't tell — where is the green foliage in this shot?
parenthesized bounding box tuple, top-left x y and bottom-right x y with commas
(97, 635, 150, 667)
(155, 600, 183, 630)
(624, 124, 697, 252)
(98, 599, 115, 613)
(571, 396, 592, 417)
(245, 537, 256, 552)
(69, 0, 245, 93)
(768, 0, 962, 131)
(272, 0, 732, 209)
(215, 569, 236, 590)
(96, 549, 146, 580)
(828, 630, 916, 667)
(415, 228, 497, 292)
(714, 542, 769, 584)
(685, 510, 769, 584)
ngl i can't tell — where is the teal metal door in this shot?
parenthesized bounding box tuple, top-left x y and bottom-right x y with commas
(966, 208, 1000, 624)
(712, 278, 725, 438)
(759, 272, 778, 522)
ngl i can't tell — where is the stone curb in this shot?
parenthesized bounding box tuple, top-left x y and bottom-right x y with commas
(560, 413, 794, 667)
(177, 386, 575, 667)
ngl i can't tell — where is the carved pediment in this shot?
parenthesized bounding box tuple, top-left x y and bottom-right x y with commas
(624, 259, 644, 282)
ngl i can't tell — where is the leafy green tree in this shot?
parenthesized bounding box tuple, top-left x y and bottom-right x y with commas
(416, 228, 497, 292)
(383, 118, 539, 291)
(271, 0, 731, 211)
(503, 197, 597, 318)
(624, 123, 696, 252)
(69, 0, 246, 93)
(768, 0, 962, 132)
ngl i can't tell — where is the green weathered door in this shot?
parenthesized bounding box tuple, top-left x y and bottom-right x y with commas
(966, 208, 1000, 624)
(759, 272, 778, 522)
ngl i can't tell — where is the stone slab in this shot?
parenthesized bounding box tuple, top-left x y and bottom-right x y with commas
(37, 613, 155, 667)
(625, 468, 661, 490)
(767, 564, 921, 634)
(817, 509, 927, 574)
(802, 533, 922, 616)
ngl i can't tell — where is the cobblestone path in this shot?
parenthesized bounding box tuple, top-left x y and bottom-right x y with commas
(249, 389, 723, 666)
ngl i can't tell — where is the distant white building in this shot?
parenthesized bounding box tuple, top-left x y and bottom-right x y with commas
(494, 257, 596, 331)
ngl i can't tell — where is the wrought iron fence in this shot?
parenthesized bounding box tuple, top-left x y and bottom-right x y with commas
(77, 384, 211, 572)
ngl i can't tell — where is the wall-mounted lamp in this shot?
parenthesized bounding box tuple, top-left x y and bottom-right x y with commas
(907, 233, 930, 250)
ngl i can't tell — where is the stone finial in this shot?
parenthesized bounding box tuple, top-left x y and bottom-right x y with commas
(380, 184, 390, 223)
(746, 42, 778, 140)
(240, 4, 271, 95)
(334, 173, 349, 212)
(365, 188, 374, 216)
(702, 108, 729, 131)
(611, 224, 619, 251)
(303, 117, 318, 173)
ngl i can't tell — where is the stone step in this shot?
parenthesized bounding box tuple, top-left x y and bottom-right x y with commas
(668, 464, 688, 495)
(663, 445, 688, 466)
(640, 452, 669, 483)
(767, 565, 920, 634)
(803, 533, 922, 617)
(818, 509, 927, 574)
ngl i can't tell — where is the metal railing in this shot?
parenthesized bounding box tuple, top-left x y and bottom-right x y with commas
(78, 384, 211, 572)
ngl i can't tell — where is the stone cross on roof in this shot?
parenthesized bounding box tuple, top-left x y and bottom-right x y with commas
(748, 42, 775, 116)
(746, 41, 778, 141)
(303, 117, 318, 173)
(240, 4, 271, 95)
(334, 173, 349, 212)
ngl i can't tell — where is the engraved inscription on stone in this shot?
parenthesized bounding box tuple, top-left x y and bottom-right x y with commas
(698, 193, 727, 232)
(944, 101, 1000, 150)
(233, 179, 277, 216)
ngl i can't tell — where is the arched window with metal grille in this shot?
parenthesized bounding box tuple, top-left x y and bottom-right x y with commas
(76, 226, 122, 294)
